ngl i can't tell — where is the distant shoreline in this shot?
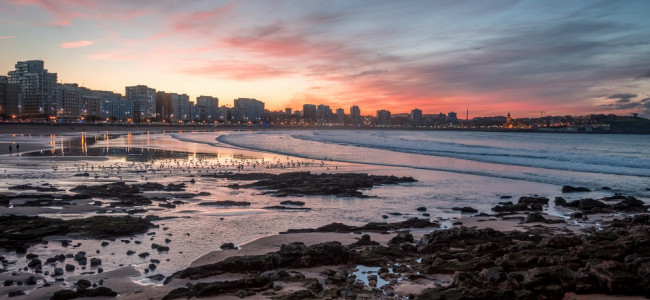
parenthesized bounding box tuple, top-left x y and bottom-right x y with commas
(0, 122, 647, 134)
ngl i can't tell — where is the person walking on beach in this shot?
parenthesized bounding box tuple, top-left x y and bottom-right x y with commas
(9, 144, 12, 155)
(16, 144, 19, 152)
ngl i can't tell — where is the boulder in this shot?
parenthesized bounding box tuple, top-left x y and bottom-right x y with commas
(220, 242, 237, 250)
(562, 186, 591, 193)
(452, 206, 479, 213)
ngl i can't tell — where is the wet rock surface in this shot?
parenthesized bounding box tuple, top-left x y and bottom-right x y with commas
(281, 217, 439, 234)
(0, 215, 153, 250)
(205, 171, 416, 197)
(197, 200, 251, 206)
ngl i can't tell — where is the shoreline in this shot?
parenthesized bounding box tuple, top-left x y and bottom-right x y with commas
(1, 122, 648, 135)
(0, 129, 648, 299)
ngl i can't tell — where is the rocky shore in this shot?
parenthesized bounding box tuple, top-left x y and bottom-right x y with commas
(204, 171, 417, 197)
(158, 213, 650, 300)
(1, 140, 649, 300)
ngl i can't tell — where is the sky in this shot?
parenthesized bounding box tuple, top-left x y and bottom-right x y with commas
(1, 0, 649, 117)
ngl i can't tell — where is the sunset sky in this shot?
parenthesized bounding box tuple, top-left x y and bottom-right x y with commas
(1, 0, 649, 117)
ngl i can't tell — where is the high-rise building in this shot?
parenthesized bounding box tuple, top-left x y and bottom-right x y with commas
(56, 83, 81, 120)
(336, 108, 345, 124)
(316, 104, 332, 122)
(448, 111, 458, 123)
(376, 109, 391, 126)
(218, 106, 231, 122)
(8, 60, 58, 117)
(411, 108, 423, 126)
(285, 108, 292, 115)
(156, 91, 173, 121)
(196, 95, 219, 122)
(94, 91, 123, 119)
(81, 92, 102, 119)
(108, 98, 133, 120)
(190, 102, 201, 121)
(303, 104, 317, 123)
(126, 85, 156, 121)
(0, 75, 21, 119)
(350, 105, 361, 125)
(234, 98, 265, 122)
(173, 93, 190, 121)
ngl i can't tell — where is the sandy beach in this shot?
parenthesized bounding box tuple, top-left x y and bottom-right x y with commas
(0, 128, 648, 299)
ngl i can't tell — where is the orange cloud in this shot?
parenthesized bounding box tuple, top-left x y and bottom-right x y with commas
(60, 40, 94, 49)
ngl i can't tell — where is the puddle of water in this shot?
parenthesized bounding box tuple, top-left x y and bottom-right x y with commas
(351, 265, 392, 288)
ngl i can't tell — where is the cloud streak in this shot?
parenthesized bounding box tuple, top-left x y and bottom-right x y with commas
(0, 35, 16, 39)
(60, 40, 94, 49)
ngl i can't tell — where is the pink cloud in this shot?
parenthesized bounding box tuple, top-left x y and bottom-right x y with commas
(180, 60, 290, 80)
(60, 40, 94, 49)
(149, 4, 235, 40)
(0, 35, 17, 39)
(10, 0, 150, 26)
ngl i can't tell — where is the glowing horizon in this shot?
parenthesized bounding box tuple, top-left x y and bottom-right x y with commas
(1, 0, 649, 117)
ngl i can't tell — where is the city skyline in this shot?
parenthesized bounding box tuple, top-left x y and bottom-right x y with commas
(1, 1, 650, 118)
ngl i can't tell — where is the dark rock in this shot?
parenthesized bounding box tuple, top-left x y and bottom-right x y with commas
(90, 258, 101, 267)
(570, 212, 586, 220)
(271, 289, 315, 300)
(565, 198, 608, 211)
(586, 260, 645, 294)
(25, 276, 37, 285)
(8, 291, 25, 297)
(205, 172, 416, 198)
(540, 234, 583, 248)
(388, 231, 414, 245)
(65, 264, 75, 271)
(198, 200, 252, 206)
(554, 197, 567, 206)
(76, 279, 92, 290)
(562, 185, 591, 193)
(416, 207, 427, 212)
(220, 243, 238, 250)
(138, 252, 150, 258)
(263, 205, 311, 211)
(163, 275, 271, 299)
(28, 258, 42, 268)
(0, 215, 152, 251)
(280, 200, 306, 206)
(169, 241, 353, 282)
(492, 202, 541, 212)
(452, 206, 478, 213)
(147, 274, 165, 281)
(518, 196, 549, 205)
(524, 213, 564, 224)
(351, 234, 379, 247)
(152, 243, 170, 251)
(613, 197, 645, 211)
(50, 287, 117, 300)
(283, 217, 438, 234)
